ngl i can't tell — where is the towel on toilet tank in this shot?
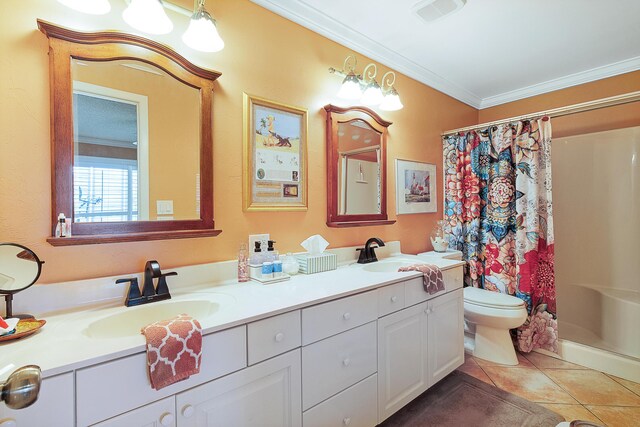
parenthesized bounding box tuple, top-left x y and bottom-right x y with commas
(398, 264, 445, 295)
(141, 314, 202, 390)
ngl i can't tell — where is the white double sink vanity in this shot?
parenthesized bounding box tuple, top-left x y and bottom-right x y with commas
(0, 243, 465, 427)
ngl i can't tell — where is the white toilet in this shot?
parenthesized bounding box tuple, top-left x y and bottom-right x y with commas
(463, 287, 528, 365)
(417, 249, 528, 366)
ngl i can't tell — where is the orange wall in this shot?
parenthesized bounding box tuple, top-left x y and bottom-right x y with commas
(479, 71, 640, 138)
(0, 0, 477, 283)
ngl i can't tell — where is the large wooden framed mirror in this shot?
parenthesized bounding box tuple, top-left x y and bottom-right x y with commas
(38, 20, 221, 245)
(324, 105, 395, 227)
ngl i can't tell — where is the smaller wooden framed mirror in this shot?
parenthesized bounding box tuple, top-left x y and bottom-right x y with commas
(324, 105, 396, 227)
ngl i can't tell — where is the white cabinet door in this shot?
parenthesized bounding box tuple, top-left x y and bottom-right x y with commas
(377, 301, 428, 423)
(427, 288, 464, 386)
(0, 372, 74, 427)
(176, 349, 301, 427)
(92, 397, 176, 427)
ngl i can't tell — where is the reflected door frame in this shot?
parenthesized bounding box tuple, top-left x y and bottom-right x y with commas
(73, 81, 150, 220)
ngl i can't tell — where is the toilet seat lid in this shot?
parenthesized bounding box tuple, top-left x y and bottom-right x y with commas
(463, 287, 525, 309)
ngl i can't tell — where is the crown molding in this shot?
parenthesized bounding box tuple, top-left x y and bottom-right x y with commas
(479, 56, 640, 109)
(250, 0, 483, 108)
(251, 1, 640, 110)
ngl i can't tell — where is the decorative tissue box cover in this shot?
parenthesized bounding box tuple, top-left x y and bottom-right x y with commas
(295, 253, 337, 274)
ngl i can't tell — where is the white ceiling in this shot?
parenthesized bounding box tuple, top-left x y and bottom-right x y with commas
(250, 0, 640, 108)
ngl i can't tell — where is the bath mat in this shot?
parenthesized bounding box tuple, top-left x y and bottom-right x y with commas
(379, 370, 564, 427)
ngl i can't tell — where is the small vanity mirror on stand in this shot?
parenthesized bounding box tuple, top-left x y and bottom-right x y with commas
(324, 105, 395, 227)
(0, 243, 44, 319)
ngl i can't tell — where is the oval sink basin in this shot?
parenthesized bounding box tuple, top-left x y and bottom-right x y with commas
(85, 299, 222, 339)
(362, 259, 419, 273)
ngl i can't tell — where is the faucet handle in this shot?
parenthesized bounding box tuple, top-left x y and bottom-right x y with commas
(155, 271, 177, 297)
(356, 247, 368, 264)
(116, 278, 141, 306)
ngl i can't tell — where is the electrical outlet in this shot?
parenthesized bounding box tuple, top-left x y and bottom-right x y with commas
(249, 234, 269, 253)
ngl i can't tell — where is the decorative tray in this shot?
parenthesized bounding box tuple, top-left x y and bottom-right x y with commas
(0, 318, 46, 343)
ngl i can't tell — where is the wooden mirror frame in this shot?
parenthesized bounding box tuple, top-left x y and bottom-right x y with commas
(324, 104, 396, 227)
(38, 20, 222, 246)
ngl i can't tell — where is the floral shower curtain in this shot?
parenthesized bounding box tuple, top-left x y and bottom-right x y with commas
(443, 119, 557, 353)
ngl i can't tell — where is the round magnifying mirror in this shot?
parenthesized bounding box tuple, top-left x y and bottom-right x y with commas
(0, 243, 44, 318)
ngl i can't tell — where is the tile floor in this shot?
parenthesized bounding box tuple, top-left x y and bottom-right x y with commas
(456, 351, 640, 427)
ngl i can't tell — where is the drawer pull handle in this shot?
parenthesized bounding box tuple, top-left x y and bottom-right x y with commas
(0, 420, 17, 427)
(390, 296, 398, 303)
(160, 412, 175, 426)
(343, 312, 351, 320)
(343, 358, 351, 367)
(274, 332, 285, 342)
(182, 404, 195, 418)
(343, 417, 352, 426)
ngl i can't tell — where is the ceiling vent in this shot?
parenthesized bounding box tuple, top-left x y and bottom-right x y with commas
(413, 0, 467, 23)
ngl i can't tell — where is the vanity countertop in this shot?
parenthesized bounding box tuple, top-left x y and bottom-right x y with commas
(0, 254, 464, 380)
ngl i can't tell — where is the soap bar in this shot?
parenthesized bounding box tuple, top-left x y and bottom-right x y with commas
(0, 316, 8, 329)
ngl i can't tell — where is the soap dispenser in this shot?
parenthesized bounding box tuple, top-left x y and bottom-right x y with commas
(249, 241, 263, 266)
(266, 240, 278, 262)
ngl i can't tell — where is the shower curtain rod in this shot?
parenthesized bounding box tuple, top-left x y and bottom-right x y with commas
(442, 90, 640, 136)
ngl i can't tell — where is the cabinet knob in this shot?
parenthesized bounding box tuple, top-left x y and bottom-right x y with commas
(181, 404, 195, 418)
(274, 332, 285, 342)
(342, 358, 351, 367)
(424, 307, 431, 314)
(159, 412, 175, 426)
(343, 417, 352, 426)
(0, 420, 17, 427)
(390, 296, 398, 303)
(342, 312, 351, 320)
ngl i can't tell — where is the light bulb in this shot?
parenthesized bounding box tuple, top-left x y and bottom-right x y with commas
(380, 87, 403, 111)
(57, 0, 111, 15)
(361, 80, 384, 106)
(182, 6, 224, 52)
(123, 0, 173, 35)
(337, 72, 362, 100)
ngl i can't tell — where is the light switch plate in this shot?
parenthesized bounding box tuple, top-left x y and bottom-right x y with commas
(249, 234, 269, 253)
(156, 200, 174, 215)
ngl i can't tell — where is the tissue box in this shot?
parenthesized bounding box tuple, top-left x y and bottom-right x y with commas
(295, 253, 337, 274)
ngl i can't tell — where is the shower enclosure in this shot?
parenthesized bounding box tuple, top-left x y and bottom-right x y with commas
(553, 125, 640, 361)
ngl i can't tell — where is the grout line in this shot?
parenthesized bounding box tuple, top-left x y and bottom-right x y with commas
(580, 404, 607, 426)
(604, 373, 640, 398)
(471, 358, 498, 388)
(537, 367, 583, 404)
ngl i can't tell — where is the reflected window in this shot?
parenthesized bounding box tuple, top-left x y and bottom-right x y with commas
(72, 81, 149, 222)
(74, 156, 138, 222)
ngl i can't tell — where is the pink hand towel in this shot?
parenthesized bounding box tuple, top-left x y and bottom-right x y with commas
(141, 314, 202, 390)
(398, 264, 445, 295)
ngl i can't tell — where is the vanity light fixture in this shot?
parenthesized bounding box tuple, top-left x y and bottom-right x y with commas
(329, 55, 403, 110)
(123, 0, 173, 35)
(58, 0, 225, 52)
(57, 0, 111, 15)
(182, 0, 225, 52)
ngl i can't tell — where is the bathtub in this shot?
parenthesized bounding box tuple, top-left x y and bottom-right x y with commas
(558, 283, 640, 360)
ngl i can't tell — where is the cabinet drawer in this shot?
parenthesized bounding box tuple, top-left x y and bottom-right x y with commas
(303, 374, 377, 427)
(302, 321, 377, 410)
(405, 266, 463, 306)
(76, 325, 247, 427)
(377, 282, 405, 317)
(248, 310, 301, 365)
(0, 372, 74, 427)
(302, 290, 377, 345)
(92, 396, 175, 427)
